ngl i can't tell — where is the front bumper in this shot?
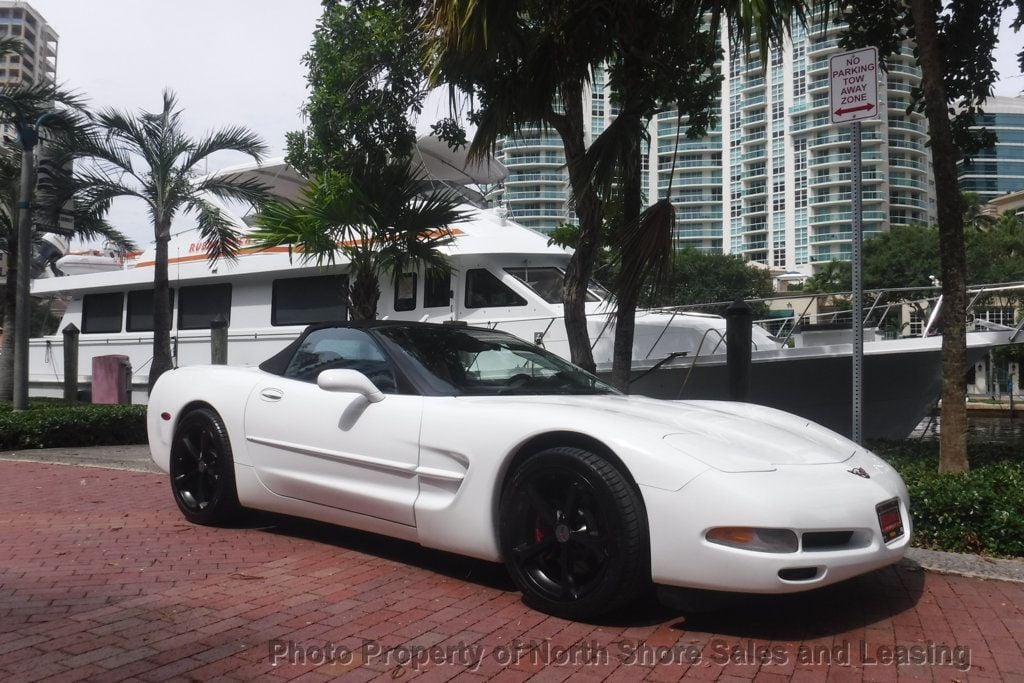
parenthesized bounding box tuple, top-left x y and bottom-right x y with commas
(642, 460, 911, 594)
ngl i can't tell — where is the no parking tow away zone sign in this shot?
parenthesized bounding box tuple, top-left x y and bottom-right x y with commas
(829, 47, 879, 124)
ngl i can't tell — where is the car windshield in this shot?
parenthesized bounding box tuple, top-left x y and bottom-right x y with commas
(375, 325, 620, 396)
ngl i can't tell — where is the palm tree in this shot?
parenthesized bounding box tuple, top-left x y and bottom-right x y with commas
(0, 35, 126, 401)
(251, 163, 468, 319)
(70, 90, 269, 391)
(425, 0, 816, 385)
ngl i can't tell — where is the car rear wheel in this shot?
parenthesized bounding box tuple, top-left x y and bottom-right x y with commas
(499, 447, 649, 620)
(169, 407, 243, 526)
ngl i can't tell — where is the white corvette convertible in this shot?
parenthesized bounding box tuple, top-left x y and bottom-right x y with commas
(148, 321, 911, 619)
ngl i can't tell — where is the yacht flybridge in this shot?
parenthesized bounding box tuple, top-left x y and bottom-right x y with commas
(28, 146, 1023, 439)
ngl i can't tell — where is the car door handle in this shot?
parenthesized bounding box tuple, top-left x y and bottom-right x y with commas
(260, 388, 284, 402)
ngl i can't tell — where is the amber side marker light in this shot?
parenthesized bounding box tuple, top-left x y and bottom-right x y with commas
(160, 412, 171, 421)
(706, 527, 798, 553)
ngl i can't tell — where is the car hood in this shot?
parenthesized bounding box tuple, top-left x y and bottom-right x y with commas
(482, 394, 859, 472)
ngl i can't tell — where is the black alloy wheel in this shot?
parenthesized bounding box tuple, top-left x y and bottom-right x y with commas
(169, 407, 243, 525)
(499, 447, 648, 620)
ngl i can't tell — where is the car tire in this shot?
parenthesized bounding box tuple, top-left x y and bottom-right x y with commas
(499, 446, 649, 620)
(169, 407, 244, 526)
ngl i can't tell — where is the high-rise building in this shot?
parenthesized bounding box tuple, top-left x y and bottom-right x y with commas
(958, 94, 1024, 203)
(0, 1, 58, 87)
(496, 14, 937, 275)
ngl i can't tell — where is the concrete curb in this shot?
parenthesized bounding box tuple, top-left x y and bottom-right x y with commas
(905, 547, 1024, 584)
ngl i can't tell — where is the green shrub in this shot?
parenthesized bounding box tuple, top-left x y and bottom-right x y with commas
(0, 400, 147, 450)
(870, 440, 1024, 558)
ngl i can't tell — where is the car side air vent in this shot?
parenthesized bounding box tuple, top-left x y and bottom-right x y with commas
(778, 567, 819, 581)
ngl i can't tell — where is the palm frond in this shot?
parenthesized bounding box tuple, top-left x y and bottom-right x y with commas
(69, 214, 138, 252)
(250, 197, 348, 267)
(612, 198, 676, 303)
(189, 197, 243, 264)
(184, 126, 268, 171)
(192, 173, 271, 208)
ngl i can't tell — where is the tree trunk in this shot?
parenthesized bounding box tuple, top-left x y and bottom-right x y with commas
(349, 267, 380, 320)
(611, 120, 645, 391)
(0, 263, 16, 401)
(148, 221, 174, 393)
(909, 0, 969, 473)
(553, 83, 602, 373)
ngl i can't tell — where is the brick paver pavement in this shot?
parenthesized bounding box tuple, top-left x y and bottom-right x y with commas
(1, 460, 1022, 682)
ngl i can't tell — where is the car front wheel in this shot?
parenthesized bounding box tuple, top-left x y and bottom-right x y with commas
(499, 447, 649, 620)
(169, 407, 243, 526)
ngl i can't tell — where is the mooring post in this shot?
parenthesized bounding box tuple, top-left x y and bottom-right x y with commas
(62, 323, 79, 402)
(211, 315, 228, 365)
(726, 298, 752, 402)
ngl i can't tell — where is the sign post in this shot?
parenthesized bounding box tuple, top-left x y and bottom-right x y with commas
(829, 46, 878, 445)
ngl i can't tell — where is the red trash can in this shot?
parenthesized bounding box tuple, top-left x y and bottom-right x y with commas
(91, 355, 132, 404)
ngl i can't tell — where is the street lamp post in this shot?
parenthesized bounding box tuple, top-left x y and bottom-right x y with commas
(2, 97, 58, 410)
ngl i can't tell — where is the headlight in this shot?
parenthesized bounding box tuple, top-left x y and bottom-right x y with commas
(706, 527, 798, 553)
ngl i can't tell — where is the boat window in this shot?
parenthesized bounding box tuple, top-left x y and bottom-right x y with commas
(81, 293, 123, 334)
(464, 269, 527, 309)
(178, 284, 232, 330)
(424, 268, 450, 308)
(126, 289, 175, 332)
(284, 327, 397, 392)
(394, 272, 417, 312)
(504, 267, 602, 304)
(272, 275, 348, 326)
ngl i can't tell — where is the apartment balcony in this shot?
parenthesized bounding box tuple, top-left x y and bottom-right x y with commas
(811, 151, 884, 166)
(659, 158, 722, 171)
(889, 63, 923, 78)
(890, 174, 928, 190)
(743, 165, 768, 181)
(812, 170, 886, 187)
(503, 137, 566, 149)
(812, 190, 887, 206)
(809, 57, 830, 72)
(889, 195, 930, 210)
(657, 175, 722, 189)
(741, 111, 767, 127)
(810, 210, 887, 224)
(744, 76, 766, 90)
(656, 140, 722, 154)
(888, 137, 928, 153)
(675, 210, 724, 222)
(674, 227, 724, 239)
(741, 94, 766, 109)
(810, 231, 853, 245)
(890, 157, 927, 171)
(811, 250, 852, 263)
(808, 131, 885, 149)
(666, 193, 723, 204)
(745, 184, 767, 197)
(508, 207, 569, 219)
(504, 190, 569, 201)
(888, 119, 927, 135)
(808, 37, 842, 54)
(504, 173, 567, 185)
(504, 155, 566, 168)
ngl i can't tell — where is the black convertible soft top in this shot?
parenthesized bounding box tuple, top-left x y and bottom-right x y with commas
(257, 320, 483, 377)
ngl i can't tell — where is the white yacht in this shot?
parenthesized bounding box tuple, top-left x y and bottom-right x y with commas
(28, 153, 1022, 439)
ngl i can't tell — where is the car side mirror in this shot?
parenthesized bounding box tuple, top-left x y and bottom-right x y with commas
(316, 369, 386, 403)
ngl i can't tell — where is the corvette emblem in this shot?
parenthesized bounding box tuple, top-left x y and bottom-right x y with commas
(848, 467, 870, 479)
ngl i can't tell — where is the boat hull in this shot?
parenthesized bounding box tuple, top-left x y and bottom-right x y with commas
(614, 343, 989, 440)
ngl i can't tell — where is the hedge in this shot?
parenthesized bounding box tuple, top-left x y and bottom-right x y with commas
(871, 440, 1024, 558)
(0, 399, 147, 450)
